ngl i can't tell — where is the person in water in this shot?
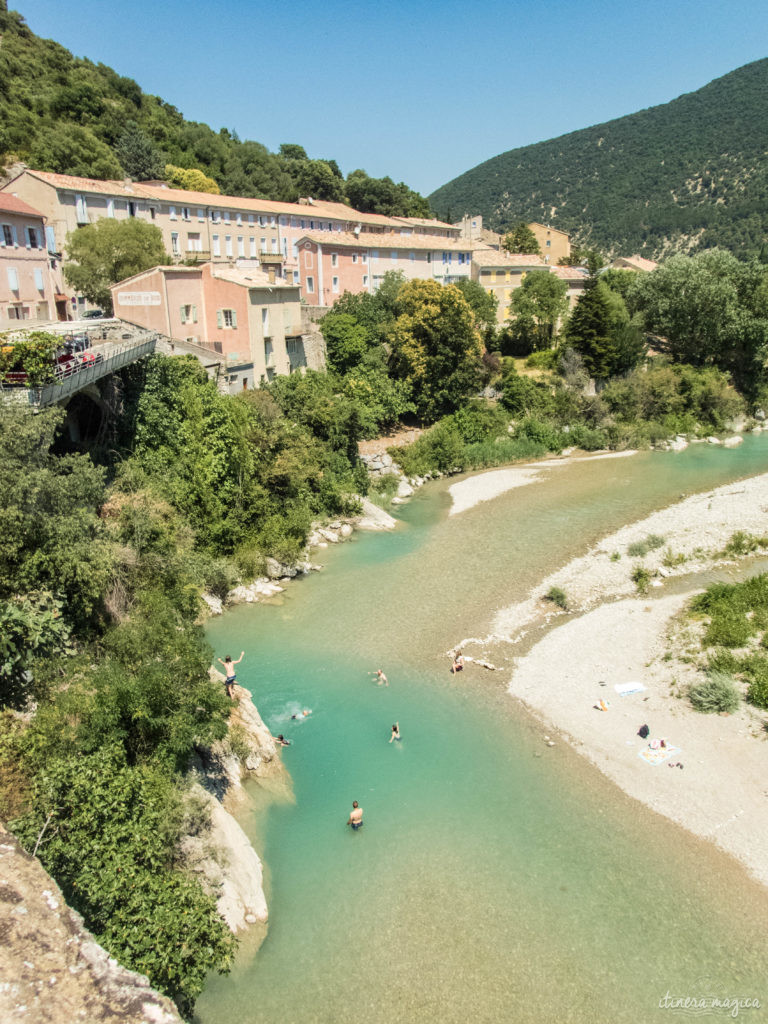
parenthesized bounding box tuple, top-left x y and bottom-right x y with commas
(372, 669, 388, 686)
(347, 800, 363, 830)
(276, 734, 291, 746)
(291, 709, 311, 720)
(217, 651, 244, 700)
(451, 651, 464, 674)
(389, 722, 401, 743)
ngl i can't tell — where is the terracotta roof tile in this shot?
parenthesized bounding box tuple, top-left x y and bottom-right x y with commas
(298, 231, 472, 252)
(471, 249, 547, 268)
(0, 193, 45, 218)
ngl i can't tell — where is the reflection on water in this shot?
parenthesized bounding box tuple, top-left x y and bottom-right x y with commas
(195, 440, 768, 1024)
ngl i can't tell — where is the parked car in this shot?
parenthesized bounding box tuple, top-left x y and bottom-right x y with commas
(81, 309, 104, 320)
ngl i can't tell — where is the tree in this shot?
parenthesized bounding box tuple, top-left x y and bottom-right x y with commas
(502, 223, 541, 255)
(279, 143, 308, 161)
(508, 271, 569, 349)
(453, 278, 498, 331)
(293, 159, 346, 203)
(164, 164, 220, 194)
(116, 122, 165, 180)
(28, 123, 124, 180)
(388, 280, 483, 422)
(63, 219, 168, 312)
(566, 279, 614, 380)
(629, 250, 768, 396)
(320, 311, 370, 373)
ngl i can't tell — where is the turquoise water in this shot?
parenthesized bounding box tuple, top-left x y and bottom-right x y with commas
(195, 440, 768, 1024)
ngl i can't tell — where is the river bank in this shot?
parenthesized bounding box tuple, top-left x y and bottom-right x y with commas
(450, 463, 768, 888)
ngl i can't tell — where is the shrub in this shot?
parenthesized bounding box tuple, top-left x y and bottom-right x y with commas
(545, 586, 568, 610)
(525, 349, 559, 370)
(702, 605, 753, 648)
(631, 565, 652, 594)
(689, 671, 740, 713)
(706, 649, 742, 675)
(567, 423, 608, 451)
(610, 551, 621, 562)
(744, 656, 768, 709)
(627, 534, 666, 557)
(514, 416, 565, 452)
(662, 548, 687, 568)
(722, 531, 767, 557)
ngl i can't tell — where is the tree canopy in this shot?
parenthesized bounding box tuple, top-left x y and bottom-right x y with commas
(502, 223, 541, 255)
(63, 218, 168, 311)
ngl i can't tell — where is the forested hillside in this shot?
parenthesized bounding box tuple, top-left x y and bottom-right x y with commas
(0, 2, 430, 216)
(430, 59, 768, 258)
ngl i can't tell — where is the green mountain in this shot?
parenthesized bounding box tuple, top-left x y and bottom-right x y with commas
(0, 1, 430, 216)
(429, 59, 768, 258)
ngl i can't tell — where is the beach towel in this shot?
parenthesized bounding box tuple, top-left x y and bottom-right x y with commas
(614, 682, 647, 696)
(638, 745, 679, 766)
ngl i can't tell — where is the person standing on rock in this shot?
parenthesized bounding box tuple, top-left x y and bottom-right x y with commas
(217, 651, 244, 700)
(347, 801, 364, 830)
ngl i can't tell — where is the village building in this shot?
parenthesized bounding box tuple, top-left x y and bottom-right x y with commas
(551, 264, 590, 308)
(295, 232, 473, 307)
(111, 262, 322, 391)
(610, 255, 658, 273)
(454, 213, 503, 250)
(471, 248, 549, 325)
(527, 222, 571, 264)
(0, 193, 65, 328)
(1, 170, 461, 307)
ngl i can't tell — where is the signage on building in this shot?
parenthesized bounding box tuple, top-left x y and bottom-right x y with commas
(117, 291, 162, 307)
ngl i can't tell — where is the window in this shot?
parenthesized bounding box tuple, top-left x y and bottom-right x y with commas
(179, 207, 189, 221)
(458, 253, 464, 265)
(261, 236, 267, 251)
(171, 232, 180, 255)
(217, 308, 237, 328)
(223, 212, 231, 225)
(283, 238, 288, 258)
(169, 206, 177, 221)
(262, 307, 270, 336)
(271, 238, 278, 253)
(25, 227, 38, 248)
(352, 253, 358, 264)
(306, 276, 315, 294)
(46, 226, 56, 252)
(426, 252, 432, 263)
(106, 198, 115, 218)
(211, 210, 221, 223)
(7, 267, 19, 291)
(292, 242, 299, 258)
(237, 236, 245, 257)
(409, 251, 415, 262)
(34, 268, 44, 291)
(212, 233, 221, 257)
(304, 250, 313, 268)
(293, 271, 300, 284)
(75, 194, 88, 224)
(362, 275, 369, 287)
(332, 276, 339, 293)
(270, 216, 276, 226)
(279, 217, 287, 227)
(546, 239, 551, 247)
(128, 201, 137, 217)
(362, 253, 368, 265)
(225, 235, 233, 257)
(259, 215, 266, 227)
(187, 232, 202, 252)
(331, 253, 338, 267)
(149, 207, 156, 220)
(179, 304, 198, 324)
(236, 213, 242, 226)
(249, 237, 257, 257)
(248, 214, 255, 226)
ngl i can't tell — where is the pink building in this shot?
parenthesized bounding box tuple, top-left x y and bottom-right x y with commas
(0, 194, 64, 328)
(111, 262, 317, 389)
(296, 232, 474, 307)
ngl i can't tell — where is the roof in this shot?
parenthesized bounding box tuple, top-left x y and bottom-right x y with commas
(551, 266, 589, 280)
(528, 221, 570, 238)
(612, 255, 658, 272)
(297, 231, 472, 252)
(394, 216, 457, 231)
(210, 266, 298, 290)
(11, 169, 140, 198)
(0, 193, 46, 219)
(471, 248, 547, 268)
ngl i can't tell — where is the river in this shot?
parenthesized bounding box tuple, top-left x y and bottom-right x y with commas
(195, 439, 768, 1024)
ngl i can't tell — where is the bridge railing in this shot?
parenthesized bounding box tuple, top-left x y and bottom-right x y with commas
(0, 334, 158, 409)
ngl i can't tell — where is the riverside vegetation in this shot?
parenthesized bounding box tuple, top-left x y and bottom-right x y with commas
(1, 247, 767, 1017)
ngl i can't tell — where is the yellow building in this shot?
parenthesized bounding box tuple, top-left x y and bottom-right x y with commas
(527, 222, 570, 265)
(471, 248, 549, 325)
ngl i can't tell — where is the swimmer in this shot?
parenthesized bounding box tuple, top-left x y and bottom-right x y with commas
(389, 722, 401, 743)
(217, 651, 244, 700)
(276, 734, 291, 746)
(291, 709, 311, 720)
(451, 651, 464, 674)
(347, 800, 363, 830)
(371, 669, 388, 686)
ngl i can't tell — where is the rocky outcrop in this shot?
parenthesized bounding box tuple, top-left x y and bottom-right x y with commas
(0, 824, 182, 1024)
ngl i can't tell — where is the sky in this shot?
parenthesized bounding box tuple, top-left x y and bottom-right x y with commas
(12, 0, 768, 196)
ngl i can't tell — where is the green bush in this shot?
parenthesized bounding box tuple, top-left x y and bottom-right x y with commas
(662, 548, 687, 568)
(627, 534, 666, 557)
(545, 586, 568, 610)
(525, 349, 559, 370)
(631, 565, 652, 594)
(461, 436, 549, 470)
(722, 531, 768, 557)
(744, 655, 768, 709)
(514, 416, 565, 451)
(689, 671, 740, 713)
(567, 423, 608, 451)
(706, 649, 742, 675)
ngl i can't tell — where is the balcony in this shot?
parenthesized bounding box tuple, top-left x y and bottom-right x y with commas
(175, 250, 211, 264)
(259, 252, 284, 265)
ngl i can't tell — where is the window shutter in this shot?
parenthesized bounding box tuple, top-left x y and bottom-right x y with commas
(192, 305, 198, 323)
(7, 268, 19, 291)
(216, 310, 223, 329)
(34, 268, 44, 291)
(231, 310, 237, 328)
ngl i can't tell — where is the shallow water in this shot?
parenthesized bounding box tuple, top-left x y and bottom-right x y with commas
(195, 439, 768, 1024)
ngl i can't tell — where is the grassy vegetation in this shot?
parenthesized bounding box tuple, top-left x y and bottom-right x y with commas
(689, 671, 741, 713)
(627, 534, 666, 557)
(544, 587, 568, 610)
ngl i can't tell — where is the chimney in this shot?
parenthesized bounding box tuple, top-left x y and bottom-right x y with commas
(267, 266, 275, 284)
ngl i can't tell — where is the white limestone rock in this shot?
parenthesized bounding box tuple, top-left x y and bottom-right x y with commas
(396, 478, 415, 498)
(723, 435, 743, 447)
(354, 496, 397, 530)
(201, 593, 223, 615)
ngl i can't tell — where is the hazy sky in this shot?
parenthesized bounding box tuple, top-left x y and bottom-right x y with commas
(13, 0, 768, 195)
